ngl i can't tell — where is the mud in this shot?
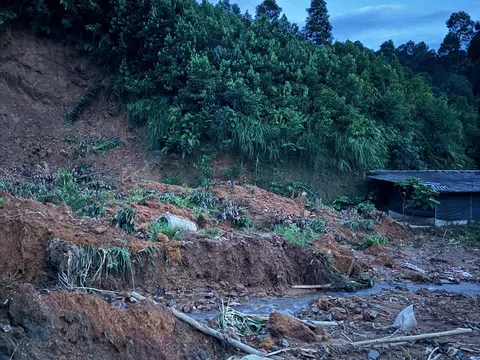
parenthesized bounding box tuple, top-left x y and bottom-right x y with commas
(0, 281, 231, 360)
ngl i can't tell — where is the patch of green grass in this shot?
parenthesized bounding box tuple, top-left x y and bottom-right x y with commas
(341, 219, 375, 232)
(273, 223, 318, 246)
(150, 222, 184, 241)
(446, 222, 480, 244)
(0, 198, 6, 207)
(65, 85, 102, 125)
(159, 192, 190, 208)
(220, 164, 248, 180)
(201, 228, 221, 238)
(359, 234, 388, 249)
(234, 216, 253, 229)
(64, 135, 80, 143)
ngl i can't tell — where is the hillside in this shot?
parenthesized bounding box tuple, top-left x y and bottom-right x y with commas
(0, 2, 479, 360)
(1, 0, 478, 178)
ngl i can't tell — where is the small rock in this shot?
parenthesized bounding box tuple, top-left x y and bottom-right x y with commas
(204, 292, 215, 299)
(235, 283, 246, 291)
(259, 337, 275, 351)
(167, 301, 174, 307)
(317, 297, 329, 311)
(363, 310, 379, 321)
(46, 148, 53, 156)
(447, 347, 459, 357)
(368, 349, 380, 360)
(267, 312, 316, 343)
(329, 307, 347, 321)
(281, 339, 290, 347)
(93, 226, 108, 235)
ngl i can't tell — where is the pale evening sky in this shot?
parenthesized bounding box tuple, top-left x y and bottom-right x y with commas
(210, 0, 480, 49)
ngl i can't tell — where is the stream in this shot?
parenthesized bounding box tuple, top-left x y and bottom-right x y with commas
(189, 282, 480, 321)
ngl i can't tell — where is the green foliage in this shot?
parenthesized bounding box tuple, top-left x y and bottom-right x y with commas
(341, 219, 375, 232)
(91, 138, 125, 155)
(446, 222, 480, 244)
(0, 198, 6, 207)
(150, 222, 184, 241)
(65, 85, 102, 125)
(0, 9, 16, 27)
(304, 0, 332, 45)
(113, 207, 136, 233)
(159, 192, 190, 208)
(273, 223, 318, 245)
(194, 155, 213, 186)
(220, 164, 248, 180)
(201, 228, 221, 238)
(359, 234, 388, 249)
(5, 1, 477, 170)
(162, 174, 182, 186)
(270, 181, 313, 199)
(235, 216, 253, 229)
(396, 177, 441, 211)
(190, 190, 217, 209)
(56, 168, 93, 212)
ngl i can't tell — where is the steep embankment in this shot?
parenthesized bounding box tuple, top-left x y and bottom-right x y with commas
(0, 29, 150, 182)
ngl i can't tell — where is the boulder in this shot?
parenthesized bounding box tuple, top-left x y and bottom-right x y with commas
(266, 312, 316, 343)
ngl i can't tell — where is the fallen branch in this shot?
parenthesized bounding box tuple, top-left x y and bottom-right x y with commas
(292, 284, 332, 290)
(349, 328, 473, 347)
(169, 307, 266, 357)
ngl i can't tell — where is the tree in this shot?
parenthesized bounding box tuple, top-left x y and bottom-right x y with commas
(304, 0, 332, 45)
(446, 11, 476, 49)
(255, 0, 282, 21)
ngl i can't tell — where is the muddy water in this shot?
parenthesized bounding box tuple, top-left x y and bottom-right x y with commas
(190, 282, 480, 320)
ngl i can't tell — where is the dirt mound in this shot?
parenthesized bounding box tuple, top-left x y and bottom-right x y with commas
(0, 194, 153, 284)
(0, 281, 229, 360)
(314, 234, 361, 275)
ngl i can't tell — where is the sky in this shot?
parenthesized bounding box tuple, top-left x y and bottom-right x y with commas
(212, 0, 480, 49)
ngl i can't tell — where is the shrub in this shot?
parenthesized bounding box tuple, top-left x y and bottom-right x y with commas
(273, 223, 317, 246)
(113, 207, 136, 233)
(359, 234, 388, 249)
(163, 175, 182, 186)
(201, 228, 221, 238)
(158, 192, 190, 208)
(150, 222, 184, 241)
(0, 198, 6, 207)
(65, 85, 102, 125)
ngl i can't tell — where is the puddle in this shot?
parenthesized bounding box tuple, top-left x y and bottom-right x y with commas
(189, 282, 480, 321)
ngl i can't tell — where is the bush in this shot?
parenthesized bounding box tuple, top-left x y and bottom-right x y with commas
(0, 198, 6, 207)
(359, 234, 388, 249)
(113, 207, 136, 233)
(273, 223, 318, 245)
(150, 222, 184, 241)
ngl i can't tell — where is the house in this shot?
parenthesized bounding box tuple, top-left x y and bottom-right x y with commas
(368, 170, 480, 226)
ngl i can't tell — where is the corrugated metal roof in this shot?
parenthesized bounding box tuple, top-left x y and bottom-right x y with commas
(368, 170, 480, 193)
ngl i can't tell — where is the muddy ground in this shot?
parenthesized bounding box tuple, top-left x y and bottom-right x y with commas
(0, 28, 479, 360)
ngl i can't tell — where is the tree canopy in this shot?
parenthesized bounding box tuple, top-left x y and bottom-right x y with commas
(1, 1, 478, 172)
(304, 0, 333, 45)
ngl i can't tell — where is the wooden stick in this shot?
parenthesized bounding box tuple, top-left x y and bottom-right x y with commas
(349, 328, 472, 347)
(292, 284, 332, 289)
(169, 307, 266, 357)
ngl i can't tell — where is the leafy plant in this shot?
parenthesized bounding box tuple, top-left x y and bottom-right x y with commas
(158, 192, 190, 208)
(359, 234, 388, 249)
(65, 85, 102, 125)
(91, 138, 125, 155)
(150, 222, 184, 241)
(0, 198, 6, 207)
(113, 207, 136, 233)
(218, 302, 266, 337)
(273, 223, 317, 245)
(396, 177, 441, 216)
(163, 175, 182, 186)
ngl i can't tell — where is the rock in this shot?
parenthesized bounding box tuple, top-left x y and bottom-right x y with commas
(329, 307, 347, 321)
(362, 310, 379, 321)
(374, 252, 398, 269)
(368, 349, 380, 360)
(93, 226, 108, 235)
(204, 292, 215, 299)
(235, 283, 246, 291)
(314, 234, 357, 274)
(316, 297, 329, 311)
(156, 233, 169, 243)
(267, 312, 316, 343)
(259, 337, 275, 351)
(364, 243, 388, 256)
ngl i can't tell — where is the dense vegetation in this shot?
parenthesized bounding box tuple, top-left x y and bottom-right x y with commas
(1, 0, 479, 172)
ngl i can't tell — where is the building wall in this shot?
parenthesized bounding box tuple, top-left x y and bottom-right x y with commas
(473, 193, 480, 221)
(436, 193, 472, 221)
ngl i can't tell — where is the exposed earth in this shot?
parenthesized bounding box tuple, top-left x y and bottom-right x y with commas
(0, 29, 479, 360)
